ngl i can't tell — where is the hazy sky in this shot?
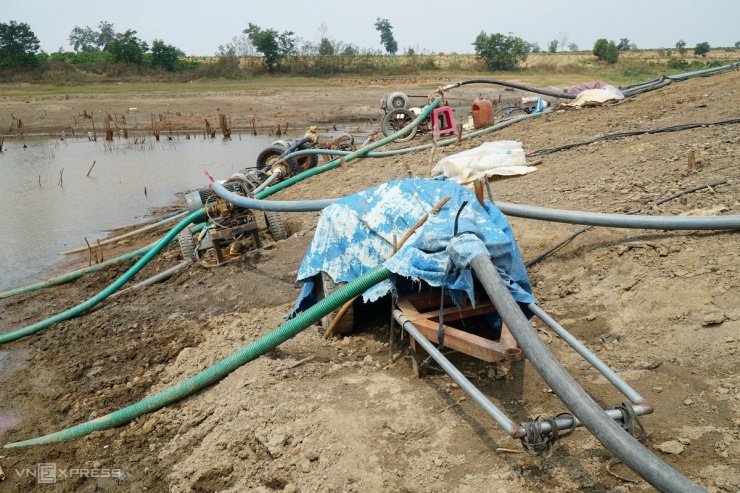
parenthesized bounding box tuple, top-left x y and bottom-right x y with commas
(5, 0, 739, 56)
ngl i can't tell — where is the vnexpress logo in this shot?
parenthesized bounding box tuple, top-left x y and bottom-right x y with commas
(37, 463, 57, 484)
(15, 463, 123, 483)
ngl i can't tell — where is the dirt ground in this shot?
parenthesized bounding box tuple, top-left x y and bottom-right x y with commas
(0, 69, 738, 493)
(0, 76, 570, 138)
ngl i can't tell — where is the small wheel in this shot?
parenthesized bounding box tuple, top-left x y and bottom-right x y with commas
(313, 272, 354, 335)
(256, 144, 299, 176)
(296, 142, 319, 171)
(381, 108, 417, 143)
(386, 91, 410, 110)
(264, 210, 288, 241)
(178, 229, 196, 261)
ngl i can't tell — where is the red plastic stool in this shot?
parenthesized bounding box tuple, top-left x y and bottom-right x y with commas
(431, 106, 457, 138)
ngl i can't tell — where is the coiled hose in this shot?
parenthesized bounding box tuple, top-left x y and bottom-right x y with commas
(3, 265, 392, 447)
(1, 98, 442, 447)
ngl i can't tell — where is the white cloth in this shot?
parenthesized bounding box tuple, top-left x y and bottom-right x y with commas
(563, 85, 625, 108)
(431, 141, 536, 184)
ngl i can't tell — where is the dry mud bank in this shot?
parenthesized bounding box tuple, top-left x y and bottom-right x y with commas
(0, 70, 738, 492)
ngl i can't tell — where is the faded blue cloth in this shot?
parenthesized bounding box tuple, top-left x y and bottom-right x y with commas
(292, 178, 535, 315)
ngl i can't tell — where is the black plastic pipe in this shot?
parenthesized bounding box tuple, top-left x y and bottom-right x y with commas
(442, 79, 576, 100)
(469, 254, 705, 493)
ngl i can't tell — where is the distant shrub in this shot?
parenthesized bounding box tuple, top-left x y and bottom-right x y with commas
(593, 39, 619, 64)
(622, 63, 658, 78)
(693, 42, 710, 57)
(69, 51, 113, 64)
(669, 58, 689, 70)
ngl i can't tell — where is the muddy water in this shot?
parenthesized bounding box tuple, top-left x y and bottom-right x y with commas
(0, 134, 275, 292)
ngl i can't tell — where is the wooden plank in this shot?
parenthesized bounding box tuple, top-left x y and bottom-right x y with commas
(209, 222, 258, 241)
(212, 239, 225, 264)
(430, 303, 497, 323)
(409, 337, 429, 378)
(403, 291, 479, 311)
(397, 297, 497, 323)
(397, 293, 519, 363)
(406, 315, 507, 363)
(499, 323, 517, 351)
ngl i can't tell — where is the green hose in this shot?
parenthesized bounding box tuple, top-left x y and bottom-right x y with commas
(0, 243, 157, 300)
(278, 110, 547, 164)
(255, 96, 442, 199)
(0, 210, 206, 346)
(4, 264, 392, 447)
(667, 61, 739, 80)
(1, 224, 206, 301)
(0, 98, 439, 343)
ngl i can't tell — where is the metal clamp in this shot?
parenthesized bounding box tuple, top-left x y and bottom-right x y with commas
(520, 412, 577, 458)
(612, 401, 647, 441)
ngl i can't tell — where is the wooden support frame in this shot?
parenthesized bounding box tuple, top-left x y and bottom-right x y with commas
(396, 288, 521, 368)
(208, 222, 259, 264)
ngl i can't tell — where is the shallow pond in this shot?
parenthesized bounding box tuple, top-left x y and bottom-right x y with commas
(0, 133, 276, 292)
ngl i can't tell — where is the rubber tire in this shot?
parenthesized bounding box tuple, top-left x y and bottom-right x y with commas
(178, 229, 196, 261)
(381, 108, 417, 143)
(387, 91, 410, 110)
(313, 271, 354, 335)
(264, 210, 288, 241)
(256, 144, 299, 176)
(295, 142, 319, 171)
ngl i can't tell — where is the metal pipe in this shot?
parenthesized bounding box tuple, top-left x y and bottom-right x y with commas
(392, 309, 523, 437)
(109, 261, 190, 299)
(60, 210, 189, 255)
(522, 404, 653, 437)
(469, 253, 704, 493)
(252, 168, 282, 195)
(528, 303, 648, 406)
(215, 181, 740, 231)
(495, 201, 740, 230)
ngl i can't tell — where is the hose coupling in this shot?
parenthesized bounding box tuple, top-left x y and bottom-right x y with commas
(304, 126, 318, 143)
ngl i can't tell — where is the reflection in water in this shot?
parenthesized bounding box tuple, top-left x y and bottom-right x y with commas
(0, 134, 275, 291)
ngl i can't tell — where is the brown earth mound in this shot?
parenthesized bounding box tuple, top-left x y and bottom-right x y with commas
(1, 69, 738, 492)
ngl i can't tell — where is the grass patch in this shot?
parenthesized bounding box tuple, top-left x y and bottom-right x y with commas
(1, 50, 736, 98)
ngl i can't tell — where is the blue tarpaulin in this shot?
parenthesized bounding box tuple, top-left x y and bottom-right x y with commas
(292, 178, 535, 315)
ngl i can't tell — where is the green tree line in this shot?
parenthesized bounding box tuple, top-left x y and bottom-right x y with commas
(0, 19, 734, 79)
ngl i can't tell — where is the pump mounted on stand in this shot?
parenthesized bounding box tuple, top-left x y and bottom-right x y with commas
(178, 172, 288, 266)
